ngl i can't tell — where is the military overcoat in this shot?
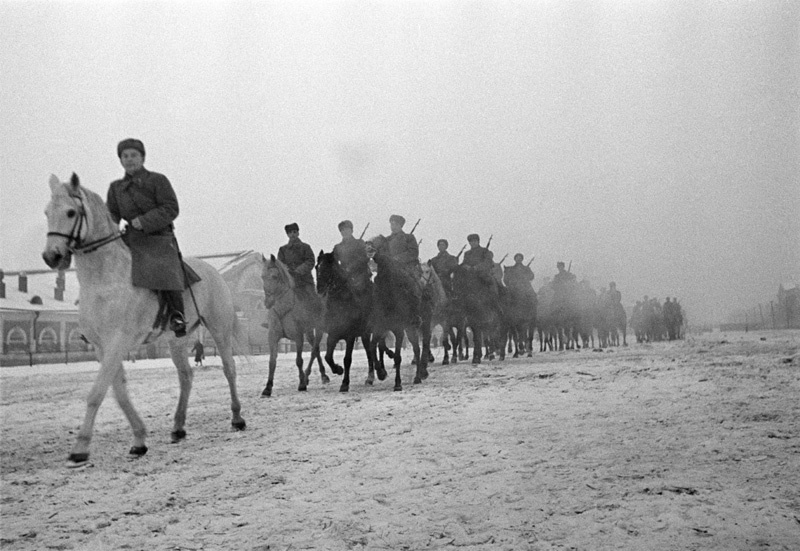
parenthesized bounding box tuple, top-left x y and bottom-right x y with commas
(107, 168, 185, 291)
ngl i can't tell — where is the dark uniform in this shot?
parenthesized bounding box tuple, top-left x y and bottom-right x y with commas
(278, 226, 316, 290)
(462, 234, 498, 297)
(552, 262, 577, 306)
(428, 240, 458, 295)
(107, 138, 187, 336)
(387, 215, 422, 319)
(504, 263, 534, 293)
(333, 225, 371, 291)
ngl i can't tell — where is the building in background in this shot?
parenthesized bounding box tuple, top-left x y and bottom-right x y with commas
(0, 251, 268, 366)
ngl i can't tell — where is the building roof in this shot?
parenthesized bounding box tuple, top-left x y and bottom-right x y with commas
(0, 251, 255, 314)
(0, 269, 80, 313)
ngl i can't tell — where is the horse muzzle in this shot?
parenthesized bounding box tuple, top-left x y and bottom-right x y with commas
(42, 249, 72, 270)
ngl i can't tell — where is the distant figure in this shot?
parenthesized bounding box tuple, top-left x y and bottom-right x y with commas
(191, 340, 204, 367)
(461, 233, 498, 297)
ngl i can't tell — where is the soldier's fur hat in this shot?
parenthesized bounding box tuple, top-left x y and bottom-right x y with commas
(557, 261, 565, 268)
(338, 220, 353, 231)
(437, 239, 448, 247)
(284, 222, 299, 233)
(389, 214, 405, 226)
(467, 233, 480, 242)
(117, 138, 145, 158)
(514, 253, 524, 261)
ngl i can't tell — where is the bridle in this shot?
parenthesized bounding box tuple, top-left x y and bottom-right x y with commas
(47, 192, 122, 254)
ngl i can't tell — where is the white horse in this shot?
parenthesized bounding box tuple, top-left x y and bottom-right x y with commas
(42, 174, 246, 468)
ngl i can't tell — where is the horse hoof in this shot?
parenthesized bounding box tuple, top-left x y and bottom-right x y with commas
(339, 384, 349, 393)
(298, 386, 307, 392)
(442, 358, 449, 366)
(365, 379, 374, 386)
(413, 376, 422, 384)
(377, 369, 387, 381)
(393, 385, 403, 392)
(66, 453, 90, 469)
(332, 366, 343, 376)
(129, 445, 148, 457)
(171, 429, 187, 443)
(261, 388, 272, 398)
(232, 419, 246, 431)
(322, 375, 331, 384)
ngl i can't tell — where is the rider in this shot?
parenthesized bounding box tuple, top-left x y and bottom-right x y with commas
(428, 239, 458, 295)
(386, 214, 423, 317)
(106, 138, 187, 337)
(278, 222, 319, 311)
(332, 220, 371, 291)
(504, 253, 535, 298)
(461, 233, 498, 298)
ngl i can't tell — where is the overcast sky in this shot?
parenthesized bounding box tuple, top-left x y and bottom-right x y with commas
(1, 1, 797, 325)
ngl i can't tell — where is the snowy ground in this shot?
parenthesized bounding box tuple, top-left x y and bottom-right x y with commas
(1, 330, 799, 551)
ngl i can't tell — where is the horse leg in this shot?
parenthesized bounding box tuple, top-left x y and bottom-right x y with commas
(340, 337, 356, 392)
(324, 334, 343, 375)
(213, 337, 246, 431)
(261, 331, 279, 397)
(312, 330, 330, 384)
(295, 336, 308, 392)
(471, 328, 482, 364)
(110, 367, 148, 456)
(368, 333, 386, 382)
(393, 330, 403, 391)
(67, 346, 124, 467)
(168, 341, 195, 442)
(409, 328, 426, 384)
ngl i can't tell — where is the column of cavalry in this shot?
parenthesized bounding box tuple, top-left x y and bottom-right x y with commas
(42, 174, 631, 468)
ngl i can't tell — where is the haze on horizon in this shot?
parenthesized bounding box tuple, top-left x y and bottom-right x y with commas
(1, 1, 797, 326)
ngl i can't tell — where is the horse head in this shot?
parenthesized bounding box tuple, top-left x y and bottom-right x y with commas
(261, 253, 294, 309)
(43, 173, 117, 270)
(315, 250, 340, 295)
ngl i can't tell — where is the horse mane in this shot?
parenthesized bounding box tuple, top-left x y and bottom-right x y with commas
(55, 177, 118, 236)
(269, 255, 296, 289)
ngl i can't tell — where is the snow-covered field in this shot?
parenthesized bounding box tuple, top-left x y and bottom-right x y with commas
(1, 330, 798, 550)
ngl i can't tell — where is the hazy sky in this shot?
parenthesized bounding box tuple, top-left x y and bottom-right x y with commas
(1, 1, 797, 325)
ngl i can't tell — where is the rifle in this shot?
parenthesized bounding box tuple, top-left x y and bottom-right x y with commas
(417, 239, 423, 247)
(485, 234, 493, 249)
(358, 223, 370, 240)
(410, 218, 421, 234)
(526, 255, 535, 268)
(455, 244, 467, 261)
(498, 253, 509, 264)
(567, 260, 572, 273)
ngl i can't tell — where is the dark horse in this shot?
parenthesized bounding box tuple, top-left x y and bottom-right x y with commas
(366, 235, 427, 390)
(451, 265, 504, 364)
(315, 250, 379, 392)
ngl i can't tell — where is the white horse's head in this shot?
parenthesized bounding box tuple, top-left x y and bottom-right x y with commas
(43, 173, 86, 270)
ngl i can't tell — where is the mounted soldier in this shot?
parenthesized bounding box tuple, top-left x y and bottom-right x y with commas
(106, 138, 193, 337)
(332, 220, 371, 292)
(385, 214, 423, 310)
(503, 253, 535, 297)
(461, 233, 498, 298)
(278, 222, 321, 314)
(428, 238, 458, 296)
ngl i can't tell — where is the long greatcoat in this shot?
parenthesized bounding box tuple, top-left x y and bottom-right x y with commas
(107, 168, 185, 291)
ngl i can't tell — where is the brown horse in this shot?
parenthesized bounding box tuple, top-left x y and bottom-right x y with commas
(260, 254, 327, 397)
(42, 174, 246, 468)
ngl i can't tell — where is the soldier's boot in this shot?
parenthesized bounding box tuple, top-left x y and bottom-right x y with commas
(164, 290, 187, 338)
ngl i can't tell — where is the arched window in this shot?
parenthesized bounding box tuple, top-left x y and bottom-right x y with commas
(38, 327, 59, 352)
(6, 326, 28, 352)
(68, 328, 89, 351)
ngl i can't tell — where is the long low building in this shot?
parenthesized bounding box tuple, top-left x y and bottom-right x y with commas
(0, 251, 269, 367)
